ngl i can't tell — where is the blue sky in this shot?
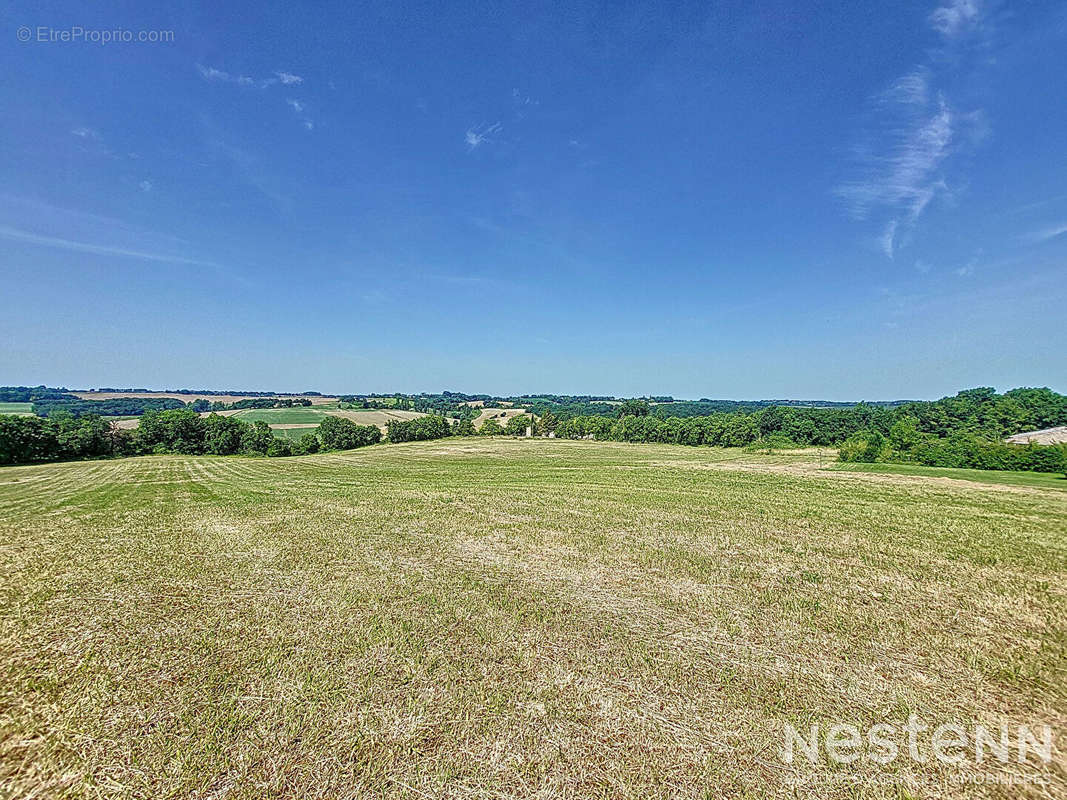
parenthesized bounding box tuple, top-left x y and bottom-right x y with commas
(2, 0, 1065, 399)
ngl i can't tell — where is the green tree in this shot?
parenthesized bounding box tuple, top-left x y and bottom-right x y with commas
(239, 421, 275, 455)
(292, 432, 320, 455)
(319, 416, 381, 450)
(452, 418, 476, 436)
(888, 415, 922, 455)
(503, 415, 531, 436)
(479, 418, 503, 436)
(617, 399, 650, 418)
(204, 414, 246, 455)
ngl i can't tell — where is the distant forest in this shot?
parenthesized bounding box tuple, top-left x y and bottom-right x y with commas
(1, 385, 1065, 473)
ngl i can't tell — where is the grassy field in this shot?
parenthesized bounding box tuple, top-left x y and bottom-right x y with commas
(230, 407, 428, 431)
(474, 407, 529, 429)
(834, 460, 1067, 491)
(0, 440, 1064, 797)
(0, 402, 33, 415)
(70, 392, 338, 405)
(267, 425, 318, 442)
(107, 408, 431, 435)
(229, 407, 332, 424)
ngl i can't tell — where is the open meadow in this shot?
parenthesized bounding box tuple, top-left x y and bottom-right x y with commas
(0, 439, 1064, 797)
(109, 408, 432, 439)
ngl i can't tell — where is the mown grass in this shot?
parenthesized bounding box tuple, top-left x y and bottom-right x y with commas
(0, 440, 1064, 798)
(268, 426, 318, 442)
(0, 402, 33, 415)
(833, 460, 1067, 490)
(230, 407, 331, 424)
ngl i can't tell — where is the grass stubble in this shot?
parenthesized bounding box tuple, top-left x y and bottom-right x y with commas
(0, 440, 1064, 798)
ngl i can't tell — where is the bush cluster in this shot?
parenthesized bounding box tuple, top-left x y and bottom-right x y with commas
(387, 415, 451, 443)
(839, 419, 1067, 474)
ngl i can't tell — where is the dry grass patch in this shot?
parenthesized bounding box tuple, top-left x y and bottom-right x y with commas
(0, 439, 1064, 798)
(474, 408, 528, 430)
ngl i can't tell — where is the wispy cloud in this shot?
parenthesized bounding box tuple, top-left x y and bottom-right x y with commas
(836, 90, 955, 243)
(835, 2, 988, 259)
(929, 0, 982, 38)
(286, 99, 314, 130)
(71, 127, 99, 139)
(879, 220, 899, 259)
(465, 122, 502, 151)
(138, 180, 152, 192)
(196, 64, 254, 85)
(196, 64, 303, 90)
(1024, 222, 1067, 244)
(197, 65, 315, 130)
(0, 224, 219, 268)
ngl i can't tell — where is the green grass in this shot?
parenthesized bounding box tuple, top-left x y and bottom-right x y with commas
(1, 440, 1064, 797)
(0, 402, 33, 415)
(833, 460, 1067, 490)
(230, 407, 330, 424)
(269, 426, 318, 442)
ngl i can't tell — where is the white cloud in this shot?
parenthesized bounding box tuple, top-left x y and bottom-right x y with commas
(837, 91, 959, 259)
(198, 64, 315, 129)
(465, 122, 502, 151)
(0, 224, 218, 268)
(834, 0, 992, 260)
(879, 220, 899, 259)
(1025, 222, 1067, 243)
(195, 64, 254, 85)
(197, 64, 299, 90)
(930, 0, 982, 38)
(71, 127, 99, 139)
(196, 64, 230, 81)
(285, 99, 314, 130)
(139, 180, 152, 192)
(882, 69, 930, 107)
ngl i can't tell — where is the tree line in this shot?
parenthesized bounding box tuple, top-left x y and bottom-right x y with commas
(2, 386, 1065, 474)
(551, 388, 1067, 473)
(0, 409, 381, 465)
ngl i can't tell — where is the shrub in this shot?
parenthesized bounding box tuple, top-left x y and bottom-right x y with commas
(266, 439, 292, 457)
(240, 421, 275, 455)
(318, 416, 381, 450)
(838, 430, 887, 463)
(387, 415, 451, 443)
(452, 418, 476, 436)
(503, 415, 531, 436)
(479, 418, 503, 436)
(204, 414, 246, 455)
(292, 432, 321, 455)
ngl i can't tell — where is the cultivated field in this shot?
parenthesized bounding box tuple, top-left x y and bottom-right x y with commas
(71, 392, 337, 405)
(110, 408, 430, 436)
(474, 407, 528, 429)
(0, 402, 32, 416)
(0, 440, 1064, 797)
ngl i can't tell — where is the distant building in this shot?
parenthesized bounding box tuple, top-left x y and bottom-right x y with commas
(1004, 426, 1067, 446)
